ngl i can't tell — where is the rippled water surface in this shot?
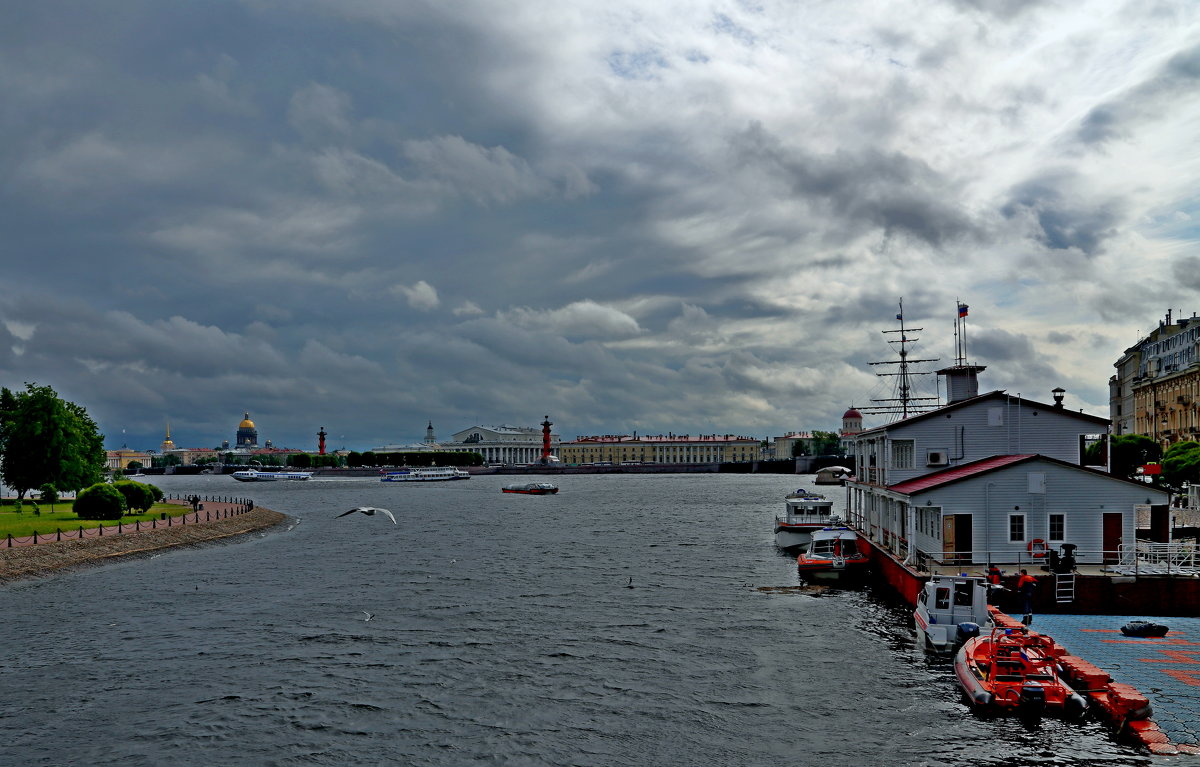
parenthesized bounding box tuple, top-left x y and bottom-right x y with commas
(0, 474, 1151, 765)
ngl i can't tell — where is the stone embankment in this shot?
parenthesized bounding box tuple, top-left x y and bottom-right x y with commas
(0, 505, 287, 583)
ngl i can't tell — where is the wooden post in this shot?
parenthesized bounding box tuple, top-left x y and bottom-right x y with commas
(56, 528, 61, 541)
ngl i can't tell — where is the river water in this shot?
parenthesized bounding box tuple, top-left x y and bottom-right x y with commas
(0, 474, 1150, 766)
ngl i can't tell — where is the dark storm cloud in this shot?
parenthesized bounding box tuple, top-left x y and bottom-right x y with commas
(731, 122, 981, 250)
(1001, 172, 1122, 256)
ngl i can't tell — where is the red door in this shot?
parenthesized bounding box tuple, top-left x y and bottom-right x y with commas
(1102, 512, 1123, 564)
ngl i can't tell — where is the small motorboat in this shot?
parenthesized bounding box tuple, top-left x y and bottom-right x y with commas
(914, 575, 994, 653)
(795, 527, 869, 580)
(502, 482, 559, 495)
(774, 493, 837, 549)
(954, 626, 1087, 719)
(1120, 620, 1169, 638)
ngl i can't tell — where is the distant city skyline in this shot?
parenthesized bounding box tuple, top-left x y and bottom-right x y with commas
(3, 3, 1197, 454)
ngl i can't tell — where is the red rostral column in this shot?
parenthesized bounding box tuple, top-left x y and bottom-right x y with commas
(541, 416, 553, 462)
(318, 426, 327, 455)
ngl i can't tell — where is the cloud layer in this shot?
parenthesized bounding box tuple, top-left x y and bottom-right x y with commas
(2, 1, 1198, 450)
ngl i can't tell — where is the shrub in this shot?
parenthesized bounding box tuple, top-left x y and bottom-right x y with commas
(75, 483, 127, 520)
(112, 481, 155, 514)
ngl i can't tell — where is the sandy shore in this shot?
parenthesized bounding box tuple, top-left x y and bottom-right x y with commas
(0, 507, 289, 584)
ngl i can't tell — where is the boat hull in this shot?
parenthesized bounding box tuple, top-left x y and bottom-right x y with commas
(953, 632, 1086, 719)
(231, 471, 312, 482)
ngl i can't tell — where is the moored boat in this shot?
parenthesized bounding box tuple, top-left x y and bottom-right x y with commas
(774, 492, 836, 549)
(381, 467, 470, 482)
(795, 526, 869, 579)
(954, 626, 1086, 719)
(914, 575, 994, 653)
(814, 466, 852, 485)
(231, 469, 313, 482)
(502, 482, 559, 495)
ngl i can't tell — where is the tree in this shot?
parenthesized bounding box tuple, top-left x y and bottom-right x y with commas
(112, 480, 155, 514)
(75, 483, 126, 520)
(39, 484, 59, 511)
(0, 384, 106, 499)
(1163, 441, 1200, 489)
(810, 431, 843, 456)
(127, 460, 143, 471)
(1109, 434, 1162, 480)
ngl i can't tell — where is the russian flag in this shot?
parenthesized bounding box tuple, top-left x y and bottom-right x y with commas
(958, 303, 969, 318)
(896, 313, 903, 321)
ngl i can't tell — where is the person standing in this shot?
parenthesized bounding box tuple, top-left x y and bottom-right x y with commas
(1017, 569, 1037, 625)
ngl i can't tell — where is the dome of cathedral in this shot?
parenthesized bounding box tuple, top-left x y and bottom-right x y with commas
(239, 413, 256, 429)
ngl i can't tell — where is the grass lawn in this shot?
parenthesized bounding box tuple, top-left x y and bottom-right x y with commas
(0, 500, 192, 538)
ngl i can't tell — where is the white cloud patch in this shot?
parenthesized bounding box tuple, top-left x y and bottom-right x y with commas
(393, 280, 441, 311)
(499, 300, 642, 339)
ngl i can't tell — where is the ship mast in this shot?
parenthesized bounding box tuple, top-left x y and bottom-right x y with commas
(861, 299, 940, 420)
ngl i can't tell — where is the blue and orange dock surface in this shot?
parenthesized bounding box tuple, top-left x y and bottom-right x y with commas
(1022, 612, 1200, 755)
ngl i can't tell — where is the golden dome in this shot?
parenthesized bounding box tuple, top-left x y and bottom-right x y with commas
(239, 412, 256, 429)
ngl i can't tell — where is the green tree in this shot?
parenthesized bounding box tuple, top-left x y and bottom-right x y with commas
(1109, 434, 1162, 479)
(289, 453, 312, 468)
(39, 483, 59, 511)
(127, 460, 143, 471)
(810, 430, 843, 456)
(75, 483, 126, 520)
(112, 480, 155, 514)
(0, 384, 106, 500)
(1162, 441, 1200, 488)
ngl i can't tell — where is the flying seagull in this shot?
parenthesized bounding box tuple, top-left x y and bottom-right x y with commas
(335, 506, 397, 525)
(362, 611, 375, 622)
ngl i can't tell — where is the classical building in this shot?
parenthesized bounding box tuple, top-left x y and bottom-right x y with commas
(1110, 310, 1200, 445)
(557, 433, 760, 465)
(772, 432, 817, 459)
(236, 412, 259, 448)
(440, 424, 559, 465)
(106, 448, 151, 471)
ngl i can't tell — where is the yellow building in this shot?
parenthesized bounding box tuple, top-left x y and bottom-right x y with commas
(106, 449, 152, 471)
(558, 434, 760, 465)
(1112, 311, 1200, 447)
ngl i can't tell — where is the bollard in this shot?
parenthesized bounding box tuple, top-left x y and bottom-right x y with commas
(57, 528, 61, 542)
(6, 533, 11, 547)
(118, 521, 122, 534)
(99, 524, 103, 536)
(32, 530, 37, 544)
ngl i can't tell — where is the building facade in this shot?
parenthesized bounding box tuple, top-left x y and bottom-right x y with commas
(844, 364, 1161, 566)
(558, 434, 760, 465)
(443, 424, 559, 465)
(1110, 311, 1200, 446)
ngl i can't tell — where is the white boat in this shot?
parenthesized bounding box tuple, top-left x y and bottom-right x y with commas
(814, 466, 852, 485)
(913, 575, 994, 653)
(795, 527, 870, 580)
(231, 469, 313, 482)
(774, 492, 837, 549)
(381, 467, 470, 482)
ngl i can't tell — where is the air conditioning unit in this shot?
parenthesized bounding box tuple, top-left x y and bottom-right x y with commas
(926, 450, 949, 466)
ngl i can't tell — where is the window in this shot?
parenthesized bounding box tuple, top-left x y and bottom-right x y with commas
(1049, 514, 1065, 542)
(1009, 514, 1026, 542)
(891, 440, 914, 469)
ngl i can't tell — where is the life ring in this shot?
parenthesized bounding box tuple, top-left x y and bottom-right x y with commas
(1028, 539, 1048, 558)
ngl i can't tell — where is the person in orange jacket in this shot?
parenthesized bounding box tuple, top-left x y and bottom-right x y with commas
(1017, 569, 1037, 624)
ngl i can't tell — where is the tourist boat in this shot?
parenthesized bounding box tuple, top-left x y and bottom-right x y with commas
(954, 626, 1087, 719)
(380, 467, 470, 482)
(502, 482, 559, 495)
(914, 575, 994, 653)
(795, 527, 870, 579)
(774, 492, 836, 549)
(231, 469, 313, 482)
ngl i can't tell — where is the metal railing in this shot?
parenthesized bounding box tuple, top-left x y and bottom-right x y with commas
(3, 494, 254, 548)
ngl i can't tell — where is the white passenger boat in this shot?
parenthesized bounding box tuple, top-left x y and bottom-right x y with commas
(913, 575, 994, 653)
(774, 492, 836, 549)
(231, 469, 313, 482)
(381, 467, 471, 482)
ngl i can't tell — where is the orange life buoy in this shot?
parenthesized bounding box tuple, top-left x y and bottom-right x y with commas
(1028, 539, 1048, 558)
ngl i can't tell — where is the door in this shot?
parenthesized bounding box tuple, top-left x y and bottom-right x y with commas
(942, 514, 972, 563)
(1103, 512, 1123, 564)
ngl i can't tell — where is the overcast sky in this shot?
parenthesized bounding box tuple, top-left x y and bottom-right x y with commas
(2, 1, 1198, 452)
